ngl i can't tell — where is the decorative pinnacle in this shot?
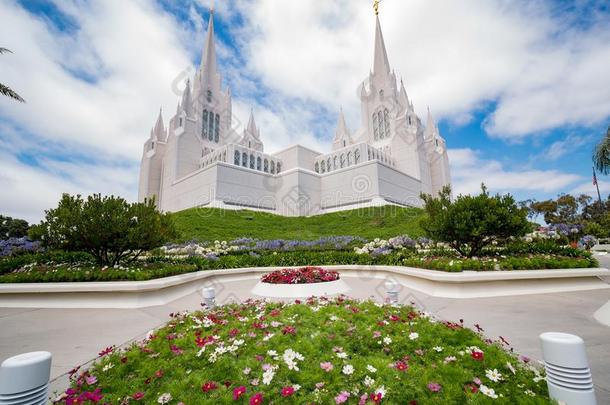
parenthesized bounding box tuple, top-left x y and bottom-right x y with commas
(210, 0, 215, 13)
(373, 0, 382, 16)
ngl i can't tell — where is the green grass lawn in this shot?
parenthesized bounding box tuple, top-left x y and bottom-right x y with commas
(171, 206, 426, 242)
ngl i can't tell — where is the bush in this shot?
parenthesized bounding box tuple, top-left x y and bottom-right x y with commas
(30, 194, 177, 266)
(0, 215, 29, 239)
(420, 185, 530, 257)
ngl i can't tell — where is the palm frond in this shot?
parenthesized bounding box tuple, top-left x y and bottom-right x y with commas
(0, 83, 25, 102)
(0, 48, 12, 54)
(593, 126, 610, 175)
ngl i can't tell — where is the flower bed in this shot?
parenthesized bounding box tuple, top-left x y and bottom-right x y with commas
(261, 267, 339, 284)
(60, 298, 549, 404)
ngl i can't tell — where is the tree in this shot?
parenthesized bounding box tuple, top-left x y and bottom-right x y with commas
(0, 48, 25, 102)
(31, 194, 177, 265)
(593, 125, 610, 175)
(420, 185, 530, 257)
(0, 215, 29, 239)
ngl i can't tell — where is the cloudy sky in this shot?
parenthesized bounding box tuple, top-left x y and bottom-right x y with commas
(1, 0, 609, 222)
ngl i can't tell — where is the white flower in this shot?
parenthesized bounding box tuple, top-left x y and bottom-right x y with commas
(480, 384, 498, 399)
(243, 367, 251, 375)
(157, 393, 172, 404)
(433, 346, 443, 352)
(330, 315, 339, 321)
(408, 332, 419, 340)
(262, 368, 275, 385)
(375, 386, 386, 396)
(506, 362, 516, 374)
(383, 337, 392, 345)
(486, 369, 503, 382)
(283, 349, 304, 371)
(262, 333, 275, 341)
(443, 356, 457, 364)
(366, 364, 377, 373)
(342, 364, 355, 375)
(293, 384, 301, 391)
(102, 363, 114, 372)
(267, 350, 278, 358)
(524, 389, 535, 396)
(336, 352, 348, 359)
(364, 375, 375, 387)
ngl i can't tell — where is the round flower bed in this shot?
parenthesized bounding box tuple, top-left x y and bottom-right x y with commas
(62, 297, 549, 404)
(252, 267, 348, 298)
(261, 266, 339, 284)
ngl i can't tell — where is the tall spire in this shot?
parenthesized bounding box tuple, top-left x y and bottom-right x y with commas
(181, 79, 192, 116)
(152, 108, 166, 141)
(425, 106, 438, 139)
(334, 108, 351, 141)
(373, 15, 391, 77)
(398, 78, 410, 110)
(200, 9, 218, 86)
(246, 108, 259, 138)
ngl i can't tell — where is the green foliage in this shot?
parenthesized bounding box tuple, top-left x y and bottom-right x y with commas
(420, 185, 530, 257)
(70, 299, 550, 403)
(32, 194, 177, 266)
(170, 206, 426, 242)
(593, 125, 610, 175)
(0, 251, 93, 276)
(0, 48, 25, 102)
(583, 221, 608, 238)
(0, 215, 29, 239)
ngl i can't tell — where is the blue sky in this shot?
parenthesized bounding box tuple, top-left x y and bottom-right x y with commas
(0, 0, 609, 222)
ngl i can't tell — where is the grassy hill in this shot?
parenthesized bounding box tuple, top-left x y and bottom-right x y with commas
(171, 206, 425, 242)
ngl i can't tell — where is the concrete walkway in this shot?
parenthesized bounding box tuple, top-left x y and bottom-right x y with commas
(1, 260, 609, 402)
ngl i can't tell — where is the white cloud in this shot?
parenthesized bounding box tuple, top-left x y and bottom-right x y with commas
(449, 148, 582, 196)
(538, 133, 594, 161)
(571, 179, 610, 198)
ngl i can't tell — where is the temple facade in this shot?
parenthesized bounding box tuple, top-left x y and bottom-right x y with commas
(138, 9, 451, 216)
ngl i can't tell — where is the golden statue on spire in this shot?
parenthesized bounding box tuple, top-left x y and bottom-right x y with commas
(373, 0, 382, 16)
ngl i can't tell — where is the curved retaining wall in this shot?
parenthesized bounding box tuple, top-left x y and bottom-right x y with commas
(0, 266, 608, 309)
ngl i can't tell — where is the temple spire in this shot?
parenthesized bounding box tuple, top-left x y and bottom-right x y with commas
(200, 10, 218, 86)
(334, 108, 351, 144)
(399, 78, 410, 110)
(181, 79, 192, 115)
(152, 108, 165, 141)
(373, 14, 391, 77)
(425, 106, 438, 139)
(246, 108, 259, 138)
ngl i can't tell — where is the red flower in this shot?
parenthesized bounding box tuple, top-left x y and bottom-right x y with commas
(98, 346, 113, 357)
(394, 360, 409, 371)
(233, 386, 247, 400)
(261, 267, 339, 284)
(249, 393, 264, 405)
(464, 384, 479, 393)
(155, 369, 164, 378)
(195, 336, 215, 347)
(202, 381, 218, 392)
(370, 392, 383, 403)
(280, 386, 295, 397)
(170, 344, 183, 355)
(132, 392, 145, 400)
(471, 351, 484, 361)
(229, 328, 240, 337)
(282, 326, 296, 335)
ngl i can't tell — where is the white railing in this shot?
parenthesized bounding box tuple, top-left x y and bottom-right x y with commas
(200, 144, 283, 174)
(314, 142, 395, 174)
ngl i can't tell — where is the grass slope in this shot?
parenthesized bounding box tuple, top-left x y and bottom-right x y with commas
(171, 206, 425, 242)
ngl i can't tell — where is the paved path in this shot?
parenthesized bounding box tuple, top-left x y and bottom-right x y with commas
(1, 266, 609, 403)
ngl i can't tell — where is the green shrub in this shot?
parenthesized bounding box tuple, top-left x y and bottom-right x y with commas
(0, 215, 29, 239)
(420, 185, 530, 258)
(0, 251, 93, 275)
(31, 194, 177, 266)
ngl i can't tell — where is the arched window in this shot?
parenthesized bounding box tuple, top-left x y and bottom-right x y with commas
(270, 161, 275, 174)
(333, 156, 338, 169)
(327, 158, 331, 172)
(179, 117, 183, 127)
(354, 149, 360, 164)
(208, 111, 214, 141)
(264, 159, 269, 173)
(249, 154, 255, 169)
(347, 151, 352, 166)
(276, 162, 281, 173)
(315, 162, 319, 173)
(234, 150, 240, 165)
(248, 141, 251, 148)
(378, 110, 384, 139)
(222, 151, 226, 162)
(384, 108, 390, 138)
(242, 152, 248, 167)
(320, 160, 326, 173)
(367, 149, 371, 160)
(150, 142, 154, 150)
(408, 115, 412, 125)
(340, 154, 345, 168)
(207, 90, 212, 103)
(372, 113, 379, 140)
(214, 114, 220, 142)
(257, 157, 262, 171)
(202, 110, 208, 138)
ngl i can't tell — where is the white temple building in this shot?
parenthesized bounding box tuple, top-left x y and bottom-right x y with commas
(138, 8, 451, 216)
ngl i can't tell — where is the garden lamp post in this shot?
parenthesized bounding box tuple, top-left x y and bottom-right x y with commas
(0, 351, 52, 405)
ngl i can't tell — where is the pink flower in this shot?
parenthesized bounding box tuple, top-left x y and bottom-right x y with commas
(202, 381, 218, 392)
(282, 326, 296, 335)
(359, 393, 369, 405)
(427, 382, 442, 392)
(98, 346, 113, 357)
(473, 377, 482, 385)
(233, 386, 247, 400)
(335, 391, 350, 404)
(471, 350, 484, 361)
(280, 386, 295, 397)
(132, 392, 145, 400)
(394, 360, 409, 371)
(170, 344, 183, 355)
(249, 393, 263, 405)
(85, 375, 97, 385)
(320, 362, 334, 372)
(315, 382, 325, 389)
(373, 331, 382, 338)
(370, 392, 383, 403)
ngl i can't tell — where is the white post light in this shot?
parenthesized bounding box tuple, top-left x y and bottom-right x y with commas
(539, 332, 597, 405)
(0, 351, 52, 405)
(384, 279, 399, 305)
(202, 286, 216, 309)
